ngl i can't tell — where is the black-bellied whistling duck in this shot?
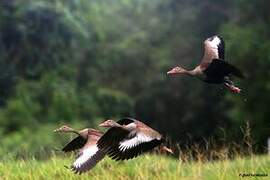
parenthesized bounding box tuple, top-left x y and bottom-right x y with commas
(54, 125, 106, 174)
(167, 35, 244, 93)
(97, 117, 173, 161)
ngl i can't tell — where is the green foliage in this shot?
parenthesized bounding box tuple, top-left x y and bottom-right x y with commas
(0, 81, 41, 131)
(0, 0, 269, 158)
(220, 1, 270, 149)
(0, 155, 269, 179)
(95, 87, 134, 118)
(0, 124, 60, 160)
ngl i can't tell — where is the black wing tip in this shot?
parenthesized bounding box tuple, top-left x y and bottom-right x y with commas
(62, 146, 73, 152)
(211, 59, 244, 78)
(62, 148, 69, 152)
(117, 117, 136, 125)
(61, 136, 87, 152)
(230, 65, 245, 79)
(107, 139, 163, 161)
(238, 72, 245, 79)
(71, 166, 84, 175)
(207, 35, 223, 42)
(236, 69, 245, 79)
(70, 150, 106, 175)
(217, 35, 224, 42)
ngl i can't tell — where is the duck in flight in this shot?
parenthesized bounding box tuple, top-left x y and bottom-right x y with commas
(167, 35, 244, 93)
(54, 122, 172, 174)
(54, 125, 106, 174)
(97, 117, 173, 161)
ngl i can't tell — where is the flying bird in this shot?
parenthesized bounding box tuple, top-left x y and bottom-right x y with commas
(54, 125, 106, 174)
(97, 117, 173, 161)
(167, 35, 244, 93)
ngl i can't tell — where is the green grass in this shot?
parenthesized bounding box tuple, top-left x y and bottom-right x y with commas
(0, 154, 269, 180)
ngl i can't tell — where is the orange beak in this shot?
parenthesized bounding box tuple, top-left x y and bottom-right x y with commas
(99, 120, 113, 128)
(53, 128, 61, 133)
(98, 122, 107, 127)
(167, 68, 180, 75)
(167, 69, 175, 75)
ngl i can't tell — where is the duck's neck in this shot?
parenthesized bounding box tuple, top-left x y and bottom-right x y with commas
(112, 121, 135, 131)
(185, 66, 203, 77)
(68, 128, 80, 135)
(111, 121, 123, 128)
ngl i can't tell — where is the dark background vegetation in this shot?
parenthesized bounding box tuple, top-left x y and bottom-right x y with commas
(0, 0, 269, 159)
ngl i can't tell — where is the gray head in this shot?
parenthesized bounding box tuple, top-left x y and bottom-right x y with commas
(167, 66, 188, 75)
(53, 125, 74, 133)
(99, 119, 119, 128)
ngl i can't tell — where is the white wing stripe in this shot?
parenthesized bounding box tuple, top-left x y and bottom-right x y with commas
(208, 36, 221, 49)
(72, 145, 99, 169)
(119, 133, 154, 152)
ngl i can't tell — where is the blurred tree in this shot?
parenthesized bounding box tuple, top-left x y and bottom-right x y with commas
(0, 0, 269, 158)
(221, 0, 270, 151)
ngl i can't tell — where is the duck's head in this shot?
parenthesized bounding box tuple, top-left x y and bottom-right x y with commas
(99, 119, 118, 128)
(53, 125, 73, 133)
(167, 66, 187, 75)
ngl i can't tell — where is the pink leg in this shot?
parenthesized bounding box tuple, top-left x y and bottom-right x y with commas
(224, 82, 241, 94)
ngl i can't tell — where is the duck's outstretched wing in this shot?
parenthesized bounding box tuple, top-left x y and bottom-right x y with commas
(97, 126, 130, 151)
(71, 144, 106, 174)
(200, 36, 225, 70)
(204, 59, 244, 78)
(62, 136, 87, 152)
(108, 133, 163, 161)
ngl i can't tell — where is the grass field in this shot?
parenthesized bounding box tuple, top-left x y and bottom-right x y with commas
(0, 154, 269, 180)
